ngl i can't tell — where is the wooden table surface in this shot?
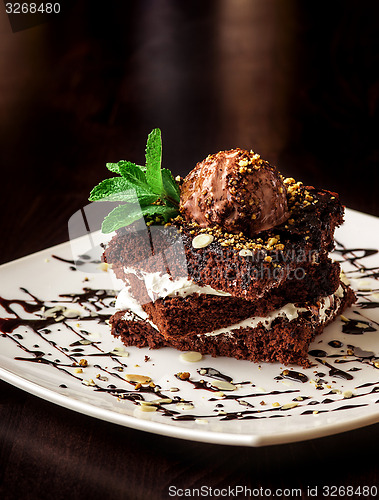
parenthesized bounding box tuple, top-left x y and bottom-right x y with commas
(1, 2, 379, 499)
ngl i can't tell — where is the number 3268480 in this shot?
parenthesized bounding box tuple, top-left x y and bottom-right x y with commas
(5, 3, 61, 14)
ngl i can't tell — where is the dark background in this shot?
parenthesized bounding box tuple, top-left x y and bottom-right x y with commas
(1, 1, 379, 499)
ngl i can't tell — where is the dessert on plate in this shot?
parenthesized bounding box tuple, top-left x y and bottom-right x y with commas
(90, 129, 355, 366)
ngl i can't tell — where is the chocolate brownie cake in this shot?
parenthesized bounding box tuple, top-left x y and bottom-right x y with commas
(93, 140, 355, 366)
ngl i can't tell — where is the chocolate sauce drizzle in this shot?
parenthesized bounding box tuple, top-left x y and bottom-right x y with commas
(1, 246, 379, 424)
(335, 243, 379, 271)
(280, 369, 309, 383)
(334, 240, 379, 311)
(196, 367, 233, 383)
(342, 318, 376, 335)
(52, 254, 101, 272)
(315, 358, 354, 381)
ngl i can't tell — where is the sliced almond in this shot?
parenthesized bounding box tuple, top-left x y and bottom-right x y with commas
(111, 346, 129, 357)
(211, 380, 237, 391)
(355, 322, 371, 329)
(63, 309, 82, 318)
(192, 234, 214, 249)
(151, 398, 173, 405)
(176, 402, 194, 410)
(138, 404, 157, 413)
(140, 398, 172, 406)
(281, 402, 298, 410)
(180, 351, 203, 363)
(125, 374, 151, 384)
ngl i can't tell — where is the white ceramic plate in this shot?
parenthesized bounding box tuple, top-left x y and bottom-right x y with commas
(1, 208, 379, 447)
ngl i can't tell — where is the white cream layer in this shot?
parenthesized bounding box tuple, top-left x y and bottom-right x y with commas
(201, 286, 342, 337)
(122, 268, 232, 302)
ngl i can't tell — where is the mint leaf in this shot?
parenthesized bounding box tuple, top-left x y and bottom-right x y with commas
(118, 161, 149, 188)
(162, 168, 180, 205)
(89, 177, 133, 201)
(106, 160, 146, 174)
(89, 177, 158, 205)
(101, 204, 144, 233)
(145, 128, 163, 194)
(101, 203, 179, 233)
(106, 162, 121, 174)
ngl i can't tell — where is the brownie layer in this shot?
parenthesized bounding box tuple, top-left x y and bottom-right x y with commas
(110, 283, 356, 367)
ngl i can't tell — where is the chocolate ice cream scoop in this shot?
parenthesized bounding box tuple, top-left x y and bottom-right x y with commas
(179, 149, 290, 237)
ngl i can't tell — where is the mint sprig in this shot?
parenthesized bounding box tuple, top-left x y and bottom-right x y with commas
(89, 128, 180, 233)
